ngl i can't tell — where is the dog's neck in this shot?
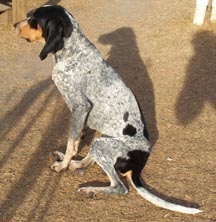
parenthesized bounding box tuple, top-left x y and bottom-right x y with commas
(53, 29, 99, 66)
(52, 26, 101, 79)
(52, 14, 102, 80)
(51, 13, 78, 78)
(53, 32, 79, 63)
(53, 16, 86, 64)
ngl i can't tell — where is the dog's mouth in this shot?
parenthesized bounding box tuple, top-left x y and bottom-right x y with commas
(25, 38, 31, 43)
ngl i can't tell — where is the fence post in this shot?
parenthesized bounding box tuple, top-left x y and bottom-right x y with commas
(12, 0, 27, 24)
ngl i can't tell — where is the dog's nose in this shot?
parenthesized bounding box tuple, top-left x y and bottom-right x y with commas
(13, 22, 18, 28)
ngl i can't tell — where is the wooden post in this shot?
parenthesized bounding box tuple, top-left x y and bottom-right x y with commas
(12, 0, 27, 24)
(0, 3, 12, 25)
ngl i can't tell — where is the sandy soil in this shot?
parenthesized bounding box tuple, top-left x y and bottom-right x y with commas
(0, 0, 215, 221)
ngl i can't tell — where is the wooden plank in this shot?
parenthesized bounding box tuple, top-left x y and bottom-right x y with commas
(0, 3, 11, 12)
(12, 0, 27, 24)
(0, 8, 12, 25)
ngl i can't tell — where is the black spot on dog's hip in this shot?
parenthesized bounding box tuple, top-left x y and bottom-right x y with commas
(123, 124, 137, 137)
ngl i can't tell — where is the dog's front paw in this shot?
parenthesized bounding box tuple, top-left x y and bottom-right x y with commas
(51, 160, 68, 172)
(49, 151, 65, 162)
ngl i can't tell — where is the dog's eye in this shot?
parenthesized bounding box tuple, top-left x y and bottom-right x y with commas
(27, 12, 33, 18)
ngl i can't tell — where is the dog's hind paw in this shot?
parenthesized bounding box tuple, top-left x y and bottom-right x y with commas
(78, 187, 95, 198)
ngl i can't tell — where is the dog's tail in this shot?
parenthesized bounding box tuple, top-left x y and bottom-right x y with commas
(128, 172, 202, 214)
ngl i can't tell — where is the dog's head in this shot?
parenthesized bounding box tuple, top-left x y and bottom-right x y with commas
(14, 5, 73, 60)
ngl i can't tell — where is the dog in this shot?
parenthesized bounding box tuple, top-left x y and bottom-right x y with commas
(14, 5, 202, 214)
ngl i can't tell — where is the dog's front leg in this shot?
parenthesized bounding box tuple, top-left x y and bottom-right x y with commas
(51, 95, 91, 172)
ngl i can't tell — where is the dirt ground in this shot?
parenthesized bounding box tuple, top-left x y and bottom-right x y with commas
(0, 0, 215, 221)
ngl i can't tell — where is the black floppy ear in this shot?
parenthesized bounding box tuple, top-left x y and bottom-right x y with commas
(58, 12, 73, 38)
(39, 19, 64, 60)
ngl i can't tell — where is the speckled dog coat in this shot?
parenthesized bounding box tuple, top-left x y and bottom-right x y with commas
(14, 5, 202, 214)
(52, 17, 149, 144)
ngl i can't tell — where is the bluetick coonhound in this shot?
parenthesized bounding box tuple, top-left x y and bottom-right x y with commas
(14, 5, 202, 214)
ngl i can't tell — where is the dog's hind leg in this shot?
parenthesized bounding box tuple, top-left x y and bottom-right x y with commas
(78, 137, 137, 195)
(78, 163, 128, 195)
